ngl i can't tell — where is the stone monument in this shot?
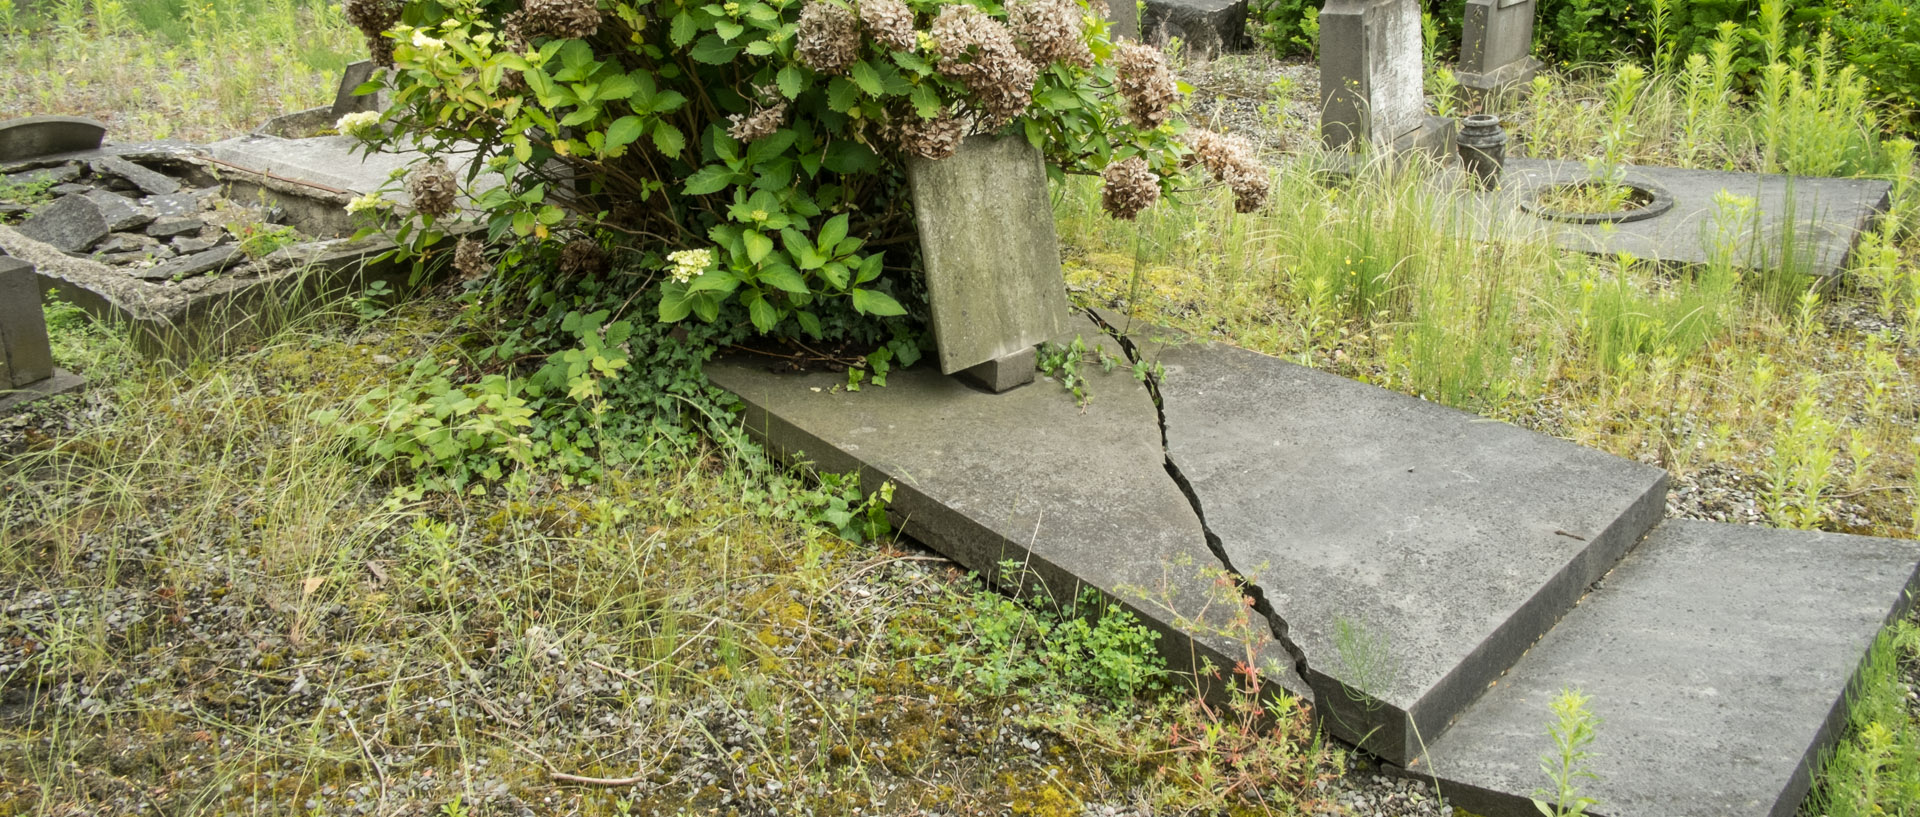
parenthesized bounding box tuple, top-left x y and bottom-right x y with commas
(1141, 0, 1245, 57)
(1319, 0, 1454, 159)
(1457, 0, 1542, 102)
(0, 254, 84, 412)
(904, 134, 1069, 393)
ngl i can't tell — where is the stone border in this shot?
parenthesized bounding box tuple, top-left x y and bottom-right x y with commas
(1518, 179, 1677, 224)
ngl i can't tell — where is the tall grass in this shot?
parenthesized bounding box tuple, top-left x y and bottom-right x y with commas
(0, 0, 359, 142)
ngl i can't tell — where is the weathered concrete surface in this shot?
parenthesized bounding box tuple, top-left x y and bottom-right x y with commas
(206, 134, 415, 196)
(1413, 520, 1920, 817)
(906, 135, 1068, 375)
(707, 320, 1312, 705)
(1468, 158, 1891, 278)
(1130, 323, 1667, 766)
(0, 115, 105, 162)
(1141, 0, 1246, 56)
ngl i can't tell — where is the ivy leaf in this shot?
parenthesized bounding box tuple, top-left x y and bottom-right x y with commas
(851, 288, 907, 316)
(682, 164, 736, 195)
(670, 11, 698, 47)
(652, 121, 686, 157)
(850, 60, 884, 96)
(777, 65, 805, 98)
(604, 115, 645, 154)
(690, 34, 743, 64)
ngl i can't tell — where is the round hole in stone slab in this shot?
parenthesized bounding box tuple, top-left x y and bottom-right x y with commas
(1520, 179, 1676, 224)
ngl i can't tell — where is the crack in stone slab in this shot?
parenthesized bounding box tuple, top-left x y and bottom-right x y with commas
(1082, 306, 1316, 697)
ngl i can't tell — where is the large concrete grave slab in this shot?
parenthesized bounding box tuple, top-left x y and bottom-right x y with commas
(706, 319, 1310, 704)
(1141, 0, 1246, 56)
(1458, 0, 1541, 97)
(1321, 0, 1443, 155)
(206, 134, 418, 197)
(1469, 158, 1892, 279)
(905, 135, 1068, 375)
(1412, 520, 1920, 817)
(1123, 320, 1668, 766)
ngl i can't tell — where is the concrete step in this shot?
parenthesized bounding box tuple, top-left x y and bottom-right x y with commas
(1410, 519, 1920, 817)
(1126, 322, 1669, 765)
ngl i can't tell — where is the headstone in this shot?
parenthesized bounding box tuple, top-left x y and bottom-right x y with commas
(1458, 0, 1541, 98)
(0, 255, 54, 388)
(330, 60, 386, 117)
(905, 134, 1067, 388)
(0, 116, 106, 163)
(16, 195, 110, 253)
(1319, 0, 1453, 157)
(1104, 0, 1140, 41)
(1141, 0, 1246, 57)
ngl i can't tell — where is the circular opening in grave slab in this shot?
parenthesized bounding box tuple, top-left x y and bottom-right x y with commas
(1520, 179, 1675, 224)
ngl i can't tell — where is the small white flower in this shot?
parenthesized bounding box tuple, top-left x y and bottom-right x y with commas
(345, 192, 392, 214)
(411, 29, 446, 52)
(667, 248, 713, 284)
(335, 110, 381, 139)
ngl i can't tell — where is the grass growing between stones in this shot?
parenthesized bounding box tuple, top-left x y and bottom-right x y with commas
(0, 297, 1342, 815)
(0, 0, 360, 143)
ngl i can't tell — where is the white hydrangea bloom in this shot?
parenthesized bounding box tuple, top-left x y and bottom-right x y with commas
(336, 111, 381, 140)
(667, 249, 713, 284)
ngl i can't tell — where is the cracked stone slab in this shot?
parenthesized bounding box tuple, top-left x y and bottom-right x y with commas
(1110, 316, 1667, 766)
(1412, 520, 1920, 817)
(707, 318, 1312, 705)
(1465, 159, 1891, 278)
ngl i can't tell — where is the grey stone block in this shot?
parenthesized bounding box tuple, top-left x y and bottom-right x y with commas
(49, 182, 92, 196)
(0, 255, 54, 388)
(1465, 158, 1893, 279)
(1104, 0, 1140, 41)
(1320, 0, 1427, 152)
(17, 195, 109, 253)
(957, 346, 1037, 393)
(134, 243, 243, 281)
(146, 217, 205, 238)
(172, 236, 220, 254)
(0, 115, 105, 163)
(141, 192, 203, 219)
(1142, 331, 1668, 766)
(1141, 0, 1246, 56)
(89, 155, 182, 196)
(1458, 0, 1541, 95)
(6, 163, 81, 187)
(706, 318, 1313, 707)
(1413, 520, 1920, 817)
(906, 134, 1068, 375)
(84, 190, 155, 233)
(94, 232, 157, 255)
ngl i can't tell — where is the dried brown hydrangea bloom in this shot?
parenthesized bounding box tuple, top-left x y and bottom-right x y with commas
(560, 238, 609, 276)
(1100, 155, 1159, 220)
(929, 5, 1037, 124)
(521, 0, 602, 39)
(797, 1, 861, 74)
(1186, 129, 1271, 212)
(406, 160, 458, 218)
(344, 0, 403, 67)
(857, 0, 916, 51)
(453, 237, 490, 280)
(1010, 0, 1092, 68)
(1113, 41, 1177, 128)
(895, 110, 968, 160)
(728, 102, 788, 142)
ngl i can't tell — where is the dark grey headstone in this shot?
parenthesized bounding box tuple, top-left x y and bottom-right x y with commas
(1459, 0, 1541, 93)
(1320, 0, 1428, 151)
(330, 60, 386, 117)
(1415, 520, 1920, 817)
(1145, 332, 1668, 765)
(0, 255, 54, 388)
(1141, 0, 1246, 56)
(16, 195, 110, 253)
(905, 134, 1068, 375)
(134, 243, 243, 281)
(0, 116, 106, 163)
(146, 217, 205, 238)
(89, 155, 181, 196)
(83, 190, 155, 233)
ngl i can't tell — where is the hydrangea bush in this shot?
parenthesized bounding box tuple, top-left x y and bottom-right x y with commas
(347, 0, 1269, 341)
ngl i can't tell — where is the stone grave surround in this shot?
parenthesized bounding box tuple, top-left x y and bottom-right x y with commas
(1319, 0, 1456, 159)
(1458, 0, 1542, 98)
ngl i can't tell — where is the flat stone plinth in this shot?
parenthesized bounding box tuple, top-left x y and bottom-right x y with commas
(1470, 159, 1891, 278)
(1413, 520, 1920, 817)
(1140, 329, 1667, 765)
(707, 321, 1311, 704)
(0, 367, 85, 414)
